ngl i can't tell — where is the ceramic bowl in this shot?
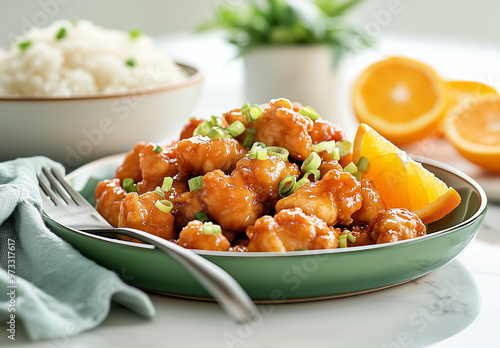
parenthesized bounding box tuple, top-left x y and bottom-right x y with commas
(0, 63, 202, 168)
(45, 154, 487, 302)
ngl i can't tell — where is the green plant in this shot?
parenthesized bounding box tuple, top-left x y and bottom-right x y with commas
(199, 0, 371, 58)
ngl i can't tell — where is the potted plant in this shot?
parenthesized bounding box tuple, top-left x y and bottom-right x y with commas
(199, 0, 371, 121)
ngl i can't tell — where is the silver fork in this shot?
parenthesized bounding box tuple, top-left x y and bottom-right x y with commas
(37, 167, 258, 323)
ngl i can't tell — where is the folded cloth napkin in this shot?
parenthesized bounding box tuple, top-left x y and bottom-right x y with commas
(0, 157, 155, 341)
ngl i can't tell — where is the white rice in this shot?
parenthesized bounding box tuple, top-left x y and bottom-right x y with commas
(0, 19, 187, 96)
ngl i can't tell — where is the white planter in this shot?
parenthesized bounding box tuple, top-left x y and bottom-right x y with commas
(243, 45, 340, 123)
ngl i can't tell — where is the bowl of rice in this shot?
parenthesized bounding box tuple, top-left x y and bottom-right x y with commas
(0, 19, 203, 168)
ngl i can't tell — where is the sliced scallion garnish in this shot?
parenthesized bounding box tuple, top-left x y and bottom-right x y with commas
(18, 40, 31, 51)
(227, 120, 246, 137)
(240, 102, 251, 115)
(266, 146, 289, 161)
(298, 106, 320, 121)
(207, 127, 230, 139)
(129, 28, 142, 39)
(125, 58, 136, 67)
(194, 211, 210, 223)
(357, 156, 371, 173)
(242, 127, 256, 148)
(188, 176, 204, 191)
(303, 169, 320, 182)
(153, 144, 162, 153)
(56, 27, 67, 40)
(292, 177, 310, 193)
(122, 178, 138, 193)
(301, 152, 321, 171)
(339, 233, 348, 248)
(336, 140, 352, 157)
(193, 121, 212, 137)
(154, 186, 165, 198)
(346, 232, 356, 243)
(247, 105, 263, 122)
(155, 199, 173, 213)
(311, 140, 336, 153)
(202, 222, 222, 235)
(162, 177, 173, 192)
(343, 162, 358, 174)
(278, 175, 296, 197)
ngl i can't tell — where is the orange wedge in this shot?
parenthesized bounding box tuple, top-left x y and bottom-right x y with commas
(352, 57, 447, 145)
(353, 123, 461, 224)
(444, 96, 500, 173)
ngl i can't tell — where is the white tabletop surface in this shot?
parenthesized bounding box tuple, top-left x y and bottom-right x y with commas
(4, 33, 500, 348)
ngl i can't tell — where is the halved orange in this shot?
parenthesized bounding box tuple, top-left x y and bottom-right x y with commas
(444, 96, 500, 173)
(353, 123, 461, 224)
(352, 56, 447, 145)
(435, 81, 498, 137)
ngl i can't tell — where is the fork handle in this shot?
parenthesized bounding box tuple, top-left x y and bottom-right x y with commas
(84, 227, 258, 323)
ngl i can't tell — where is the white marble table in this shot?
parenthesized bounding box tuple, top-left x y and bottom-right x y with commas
(4, 33, 500, 348)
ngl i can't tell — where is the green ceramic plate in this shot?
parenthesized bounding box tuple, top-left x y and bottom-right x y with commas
(47, 154, 487, 302)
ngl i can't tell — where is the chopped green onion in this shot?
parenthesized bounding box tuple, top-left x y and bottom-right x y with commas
(247, 105, 263, 122)
(129, 28, 142, 39)
(18, 40, 31, 51)
(311, 140, 336, 153)
(194, 211, 210, 223)
(55, 27, 67, 40)
(249, 149, 267, 160)
(125, 58, 135, 67)
(242, 127, 256, 148)
(227, 120, 246, 137)
(292, 177, 310, 193)
(339, 234, 348, 248)
(155, 199, 173, 213)
(153, 144, 162, 153)
(346, 232, 356, 243)
(343, 162, 358, 174)
(331, 147, 341, 161)
(193, 120, 212, 137)
(122, 178, 137, 193)
(278, 176, 296, 197)
(357, 156, 371, 173)
(266, 146, 289, 161)
(343, 162, 362, 180)
(240, 102, 251, 115)
(202, 222, 222, 235)
(336, 140, 352, 157)
(303, 169, 320, 182)
(210, 115, 223, 127)
(207, 127, 230, 139)
(301, 152, 321, 171)
(162, 177, 173, 192)
(154, 186, 165, 198)
(188, 176, 203, 191)
(299, 106, 320, 121)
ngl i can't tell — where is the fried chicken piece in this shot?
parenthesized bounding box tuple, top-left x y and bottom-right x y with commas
(276, 169, 362, 226)
(346, 225, 374, 247)
(118, 191, 176, 241)
(137, 143, 178, 194)
(94, 178, 127, 227)
(176, 136, 246, 178)
(352, 179, 386, 224)
(234, 154, 300, 204)
(177, 221, 231, 251)
(114, 142, 148, 183)
(369, 208, 426, 244)
(252, 98, 313, 160)
(317, 149, 343, 178)
(172, 189, 205, 230)
(309, 120, 346, 144)
(246, 208, 341, 252)
(201, 170, 263, 233)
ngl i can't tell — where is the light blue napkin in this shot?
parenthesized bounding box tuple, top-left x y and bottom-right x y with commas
(0, 157, 155, 341)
